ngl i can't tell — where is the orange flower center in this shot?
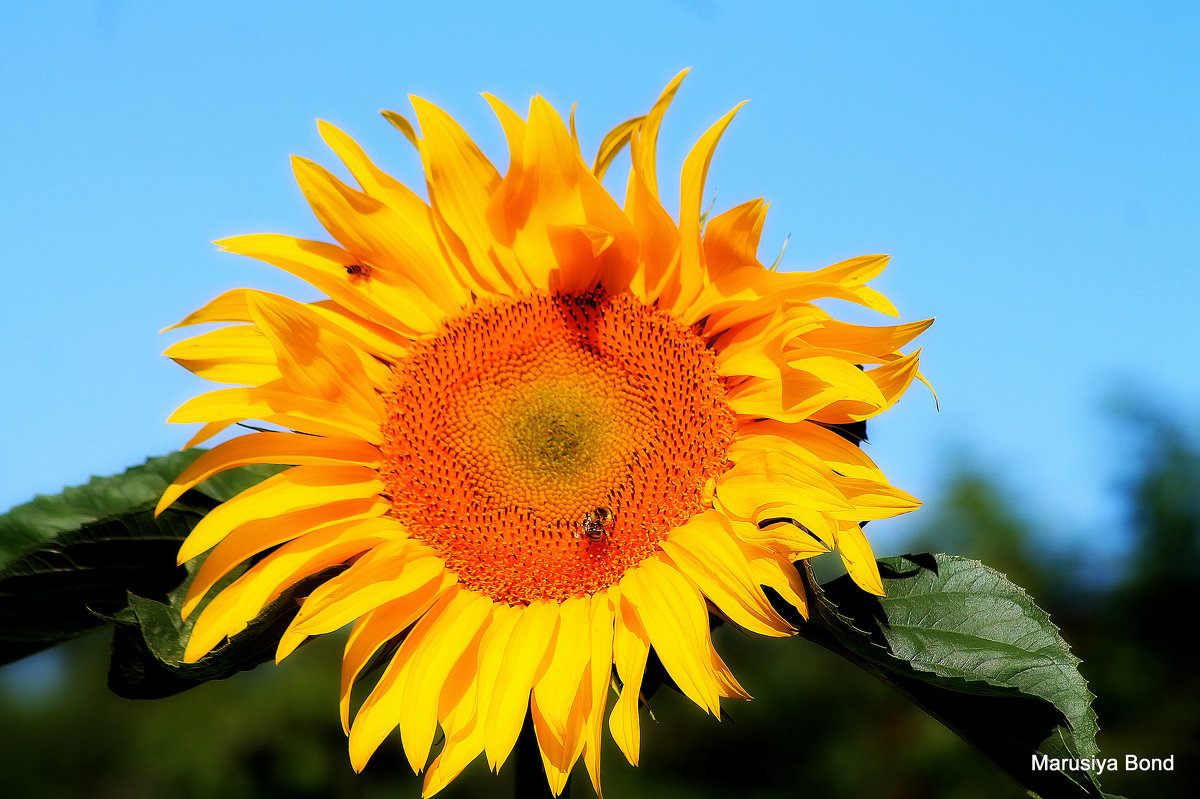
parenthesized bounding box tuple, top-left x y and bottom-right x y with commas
(380, 291, 734, 604)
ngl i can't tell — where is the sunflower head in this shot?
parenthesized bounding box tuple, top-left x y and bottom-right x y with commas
(159, 70, 930, 797)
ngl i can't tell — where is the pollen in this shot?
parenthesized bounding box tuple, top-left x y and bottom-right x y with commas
(379, 291, 735, 603)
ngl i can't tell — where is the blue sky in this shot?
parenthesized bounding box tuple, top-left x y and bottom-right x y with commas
(2, 1, 1197, 562)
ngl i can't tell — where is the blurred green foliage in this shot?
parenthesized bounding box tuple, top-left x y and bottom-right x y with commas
(2, 409, 1196, 798)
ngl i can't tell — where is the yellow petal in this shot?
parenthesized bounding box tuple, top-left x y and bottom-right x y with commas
(482, 599, 558, 771)
(702, 254, 897, 334)
(421, 608, 519, 797)
(592, 113, 643, 180)
(176, 464, 383, 563)
(787, 254, 899, 316)
(161, 288, 256, 332)
(467, 600, 521, 759)
(659, 510, 793, 637)
(247, 292, 383, 421)
(316, 123, 449, 296)
(619, 558, 722, 714)
(725, 357, 887, 423)
(410, 95, 524, 295)
(835, 522, 885, 595)
(716, 449, 853, 519)
(380, 108, 420, 150)
(163, 324, 279, 385)
(395, 590, 493, 774)
(338, 584, 455, 735)
(316, 122, 473, 311)
(346, 589, 457, 771)
(157, 431, 378, 515)
(531, 597, 591, 741)
(188, 497, 385, 623)
(184, 516, 393, 662)
(291, 156, 460, 324)
(733, 419, 884, 482)
(662, 101, 746, 317)
(216, 233, 429, 337)
(307, 300, 410, 362)
(702, 198, 768, 281)
(422, 706, 483, 798)
(482, 93, 527, 164)
(623, 166, 679, 302)
(735, 517, 830, 559)
(581, 592, 615, 799)
(422, 623, 489, 796)
(182, 420, 235, 449)
(809, 349, 924, 424)
(488, 96, 637, 297)
(715, 304, 825, 380)
(747, 550, 810, 618)
(289, 542, 451, 639)
(794, 317, 933, 363)
(628, 68, 689, 199)
(168, 383, 381, 444)
(608, 593, 650, 766)
(531, 686, 586, 797)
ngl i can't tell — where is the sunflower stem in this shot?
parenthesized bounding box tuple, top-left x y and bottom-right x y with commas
(514, 711, 567, 799)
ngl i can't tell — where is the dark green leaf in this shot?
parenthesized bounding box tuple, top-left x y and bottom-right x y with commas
(0, 451, 283, 665)
(0, 450, 206, 569)
(803, 554, 1102, 799)
(106, 564, 344, 699)
(0, 508, 200, 660)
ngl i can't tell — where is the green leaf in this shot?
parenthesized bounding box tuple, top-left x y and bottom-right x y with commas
(0, 505, 201, 664)
(803, 554, 1102, 798)
(105, 563, 345, 699)
(0, 450, 204, 569)
(0, 451, 283, 666)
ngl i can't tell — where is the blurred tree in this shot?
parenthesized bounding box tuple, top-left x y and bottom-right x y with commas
(1082, 412, 1200, 797)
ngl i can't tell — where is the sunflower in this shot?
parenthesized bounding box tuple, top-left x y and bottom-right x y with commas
(158, 70, 929, 797)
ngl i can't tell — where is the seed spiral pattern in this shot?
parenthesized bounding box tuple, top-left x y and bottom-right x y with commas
(380, 291, 735, 603)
